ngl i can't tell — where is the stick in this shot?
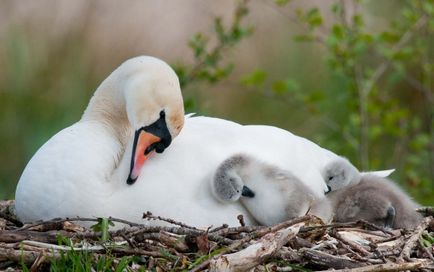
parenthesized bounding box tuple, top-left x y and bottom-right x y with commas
(331, 259, 432, 272)
(302, 249, 362, 269)
(330, 231, 372, 256)
(399, 217, 433, 261)
(209, 222, 303, 271)
(142, 211, 201, 230)
(18, 216, 142, 231)
(191, 215, 312, 271)
(417, 207, 434, 217)
(0, 248, 59, 265)
(0, 211, 23, 227)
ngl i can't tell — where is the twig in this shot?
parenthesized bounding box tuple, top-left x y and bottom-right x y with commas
(0, 211, 23, 227)
(237, 214, 246, 227)
(119, 232, 136, 248)
(183, 0, 251, 85)
(337, 227, 390, 238)
(419, 239, 434, 261)
(142, 211, 200, 230)
(302, 248, 362, 269)
(18, 216, 142, 231)
(209, 224, 228, 233)
(29, 252, 45, 272)
(417, 207, 434, 217)
(21, 240, 127, 251)
(301, 220, 395, 236)
(330, 231, 371, 256)
(399, 217, 433, 261)
(209, 222, 303, 271)
(362, 15, 429, 96)
(110, 247, 175, 260)
(128, 225, 234, 245)
(191, 215, 312, 271)
(259, 0, 328, 44)
(331, 259, 432, 272)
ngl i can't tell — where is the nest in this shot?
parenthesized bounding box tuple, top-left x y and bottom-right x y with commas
(1, 200, 433, 271)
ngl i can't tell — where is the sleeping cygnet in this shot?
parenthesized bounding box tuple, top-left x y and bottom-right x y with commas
(322, 156, 361, 192)
(326, 174, 423, 229)
(211, 154, 332, 226)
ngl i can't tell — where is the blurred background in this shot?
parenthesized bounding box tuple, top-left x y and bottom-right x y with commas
(0, 0, 432, 204)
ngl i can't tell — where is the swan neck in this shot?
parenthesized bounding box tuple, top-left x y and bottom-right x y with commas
(81, 73, 132, 145)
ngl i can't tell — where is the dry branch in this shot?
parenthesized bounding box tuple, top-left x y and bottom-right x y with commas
(331, 259, 433, 272)
(302, 248, 362, 269)
(0, 200, 433, 271)
(209, 222, 303, 271)
(399, 216, 433, 261)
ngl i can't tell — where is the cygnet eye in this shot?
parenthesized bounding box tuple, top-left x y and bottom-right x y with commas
(328, 176, 333, 181)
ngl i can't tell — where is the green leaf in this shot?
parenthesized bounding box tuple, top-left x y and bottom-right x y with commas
(271, 78, 300, 95)
(275, 0, 291, 6)
(331, 3, 341, 14)
(306, 8, 323, 28)
(422, 2, 434, 15)
(283, 78, 300, 92)
(91, 217, 114, 242)
(214, 17, 227, 43)
(304, 90, 325, 103)
(240, 70, 267, 87)
(352, 40, 368, 55)
(410, 134, 431, 151)
(391, 46, 414, 60)
(353, 14, 364, 27)
(378, 31, 400, 43)
(188, 34, 208, 58)
(293, 34, 315, 42)
(331, 24, 344, 40)
(272, 80, 287, 94)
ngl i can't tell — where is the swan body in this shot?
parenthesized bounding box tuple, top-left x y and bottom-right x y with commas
(16, 114, 338, 227)
(16, 55, 378, 228)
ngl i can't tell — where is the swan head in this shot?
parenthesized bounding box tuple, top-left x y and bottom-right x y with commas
(121, 56, 184, 184)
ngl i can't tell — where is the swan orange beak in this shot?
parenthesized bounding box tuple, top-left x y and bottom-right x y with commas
(127, 130, 161, 184)
(127, 110, 172, 185)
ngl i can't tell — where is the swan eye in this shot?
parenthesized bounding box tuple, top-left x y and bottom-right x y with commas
(160, 110, 165, 118)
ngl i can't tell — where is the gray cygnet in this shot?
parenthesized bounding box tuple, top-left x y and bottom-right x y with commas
(322, 156, 361, 192)
(327, 174, 423, 229)
(212, 153, 332, 226)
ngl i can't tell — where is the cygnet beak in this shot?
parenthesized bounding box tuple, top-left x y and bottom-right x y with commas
(384, 206, 396, 229)
(241, 185, 255, 198)
(324, 185, 332, 194)
(127, 111, 172, 185)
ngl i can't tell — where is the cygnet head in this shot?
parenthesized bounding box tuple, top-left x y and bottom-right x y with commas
(212, 154, 255, 202)
(327, 175, 423, 229)
(83, 56, 185, 184)
(323, 157, 361, 193)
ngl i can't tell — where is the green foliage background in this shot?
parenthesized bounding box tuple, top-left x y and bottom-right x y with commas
(0, 0, 433, 204)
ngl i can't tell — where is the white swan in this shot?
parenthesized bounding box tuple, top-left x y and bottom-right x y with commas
(14, 56, 372, 228)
